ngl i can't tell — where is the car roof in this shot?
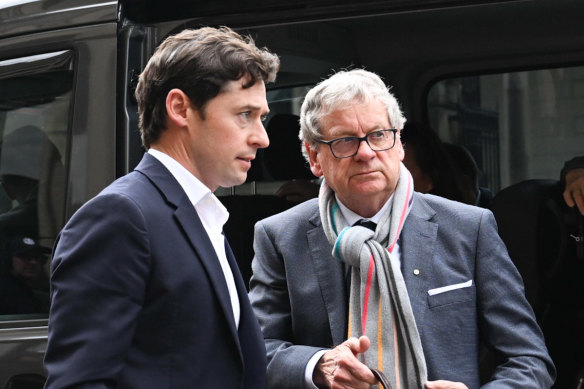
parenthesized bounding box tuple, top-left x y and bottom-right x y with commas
(0, 0, 118, 39)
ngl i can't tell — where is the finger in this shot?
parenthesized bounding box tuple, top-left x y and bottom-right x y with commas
(358, 335, 370, 353)
(334, 363, 377, 387)
(563, 189, 575, 208)
(344, 336, 370, 355)
(332, 338, 377, 386)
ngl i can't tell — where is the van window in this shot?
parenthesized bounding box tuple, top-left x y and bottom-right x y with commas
(427, 66, 584, 194)
(0, 51, 72, 319)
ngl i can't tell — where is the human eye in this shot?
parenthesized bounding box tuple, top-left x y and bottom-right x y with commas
(334, 136, 356, 144)
(331, 136, 357, 155)
(239, 111, 251, 119)
(368, 130, 386, 140)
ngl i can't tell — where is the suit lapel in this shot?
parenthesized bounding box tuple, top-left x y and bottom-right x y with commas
(174, 205, 239, 336)
(400, 193, 438, 327)
(135, 154, 239, 341)
(224, 241, 267, 388)
(307, 211, 348, 346)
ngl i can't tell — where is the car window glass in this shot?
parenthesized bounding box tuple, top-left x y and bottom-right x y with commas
(0, 51, 72, 320)
(215, 86, 313, 197)
(427, 66, 584, 194)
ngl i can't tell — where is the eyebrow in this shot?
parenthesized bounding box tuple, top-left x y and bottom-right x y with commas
(240, 104, 270, 115)
(329, 125, 387, 137)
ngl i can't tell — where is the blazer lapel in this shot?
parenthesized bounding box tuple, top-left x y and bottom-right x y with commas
(307, 210, 347, 346)
(174, 205, 239, 335)
(135, 154, 238, 341)
(224, 241, 267, 387)
(400, 193, 438, 327)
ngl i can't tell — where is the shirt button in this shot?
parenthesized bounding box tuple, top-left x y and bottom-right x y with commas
(413, 269, 420, 276)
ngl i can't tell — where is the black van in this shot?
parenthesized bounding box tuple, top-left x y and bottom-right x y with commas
(0, 0, 582, 387)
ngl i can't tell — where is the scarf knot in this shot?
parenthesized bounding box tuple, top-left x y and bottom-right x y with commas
(333, 226, 376, 268)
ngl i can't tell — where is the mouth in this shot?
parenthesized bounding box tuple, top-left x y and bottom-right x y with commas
(237, 156, 255, 169)
(353, 170, 377, 176)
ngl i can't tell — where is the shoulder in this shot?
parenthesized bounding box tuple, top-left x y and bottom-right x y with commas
(256, 198, 320, 233)
(412, 192, 494, 226)
(261, 198, 318, 222)
(66, 171, 160, 229)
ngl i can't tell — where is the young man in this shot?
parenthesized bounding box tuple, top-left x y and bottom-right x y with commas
(44, 26, 279, 388)
(249, 69, 554, 389)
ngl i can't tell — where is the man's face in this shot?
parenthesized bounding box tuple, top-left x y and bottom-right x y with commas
(187, 78, 270, 191)
(11, 253, 44, 280)
(307, 99, 404, 216)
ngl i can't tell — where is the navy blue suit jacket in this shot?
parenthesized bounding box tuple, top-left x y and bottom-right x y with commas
(45, 153, 266, 388)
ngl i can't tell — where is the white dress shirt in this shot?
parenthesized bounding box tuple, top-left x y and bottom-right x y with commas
(148, 148, 240, 328)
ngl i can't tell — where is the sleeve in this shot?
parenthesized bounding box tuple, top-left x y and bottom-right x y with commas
(248, 220, 328, 389)
(44, 193, 150, 389)
(475, 210, 556, 388)
(560, 156, 584, 186)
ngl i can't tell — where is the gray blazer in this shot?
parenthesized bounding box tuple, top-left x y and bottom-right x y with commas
(249, 193, 555, 389)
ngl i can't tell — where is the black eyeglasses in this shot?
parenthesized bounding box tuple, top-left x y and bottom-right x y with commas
(317, 129, 398, 159)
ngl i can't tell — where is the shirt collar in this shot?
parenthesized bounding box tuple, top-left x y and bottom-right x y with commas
(147, 148, 229, 228)
(336, 193, 393, 227)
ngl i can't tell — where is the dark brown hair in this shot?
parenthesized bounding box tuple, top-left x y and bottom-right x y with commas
(135, 26, 280, 148)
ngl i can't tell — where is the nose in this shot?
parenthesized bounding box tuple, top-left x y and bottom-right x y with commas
(251, 120, 270, 149)
(354, 137, 376, 160)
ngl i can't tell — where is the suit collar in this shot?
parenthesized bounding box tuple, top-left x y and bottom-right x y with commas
(134, 152, 185, 207)
(400, 193, 438, 325)
(135, 153, 241, 343)
(307, 206, 347, 345)
(309, 206, 321, 227)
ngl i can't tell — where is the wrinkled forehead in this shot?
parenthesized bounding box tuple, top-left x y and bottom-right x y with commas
(321, 97, 389, 121)
(319, 99, 393, 138)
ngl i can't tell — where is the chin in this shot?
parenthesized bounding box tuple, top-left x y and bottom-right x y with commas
(353, 181, 386, 194)
(225, 174, 247, 188)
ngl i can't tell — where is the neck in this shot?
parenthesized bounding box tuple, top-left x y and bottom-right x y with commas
(339, 194, 391, 218)
(150, 141, 198, 177)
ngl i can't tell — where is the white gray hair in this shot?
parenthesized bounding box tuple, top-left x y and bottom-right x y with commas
(299, 69, 406, 162)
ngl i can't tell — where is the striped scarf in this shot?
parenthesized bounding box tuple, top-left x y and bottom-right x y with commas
(319, 162, 427, 389)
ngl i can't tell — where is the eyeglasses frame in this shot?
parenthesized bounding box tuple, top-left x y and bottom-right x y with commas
(316, 128, 398, 159)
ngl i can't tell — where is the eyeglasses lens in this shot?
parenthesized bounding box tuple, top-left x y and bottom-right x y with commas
(331, 130, 395, 158)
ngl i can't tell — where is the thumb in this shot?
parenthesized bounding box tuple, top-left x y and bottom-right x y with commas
(358, 335, 371, 352)
(345, 336, 371, 356)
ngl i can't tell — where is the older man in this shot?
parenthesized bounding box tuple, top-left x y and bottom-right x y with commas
(249, 69, 554, 389)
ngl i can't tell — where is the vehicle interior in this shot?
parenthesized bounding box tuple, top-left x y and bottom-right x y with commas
(0, 0, 582, 387)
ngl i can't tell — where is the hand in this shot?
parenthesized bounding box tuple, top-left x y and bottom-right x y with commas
(313, 336, 378, 389)
(425, 380, 469, 389)
(563, 168, 584, 216)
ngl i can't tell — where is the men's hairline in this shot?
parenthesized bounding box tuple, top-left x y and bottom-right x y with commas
(303, 97, 396, 142)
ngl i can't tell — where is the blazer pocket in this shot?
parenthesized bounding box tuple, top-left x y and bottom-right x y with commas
(427, 280, 474, 308)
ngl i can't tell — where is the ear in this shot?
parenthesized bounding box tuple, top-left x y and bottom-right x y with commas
(306, 141, 324, 177)
(396, 131, 405, 161)
(165, 88, 190, 128)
